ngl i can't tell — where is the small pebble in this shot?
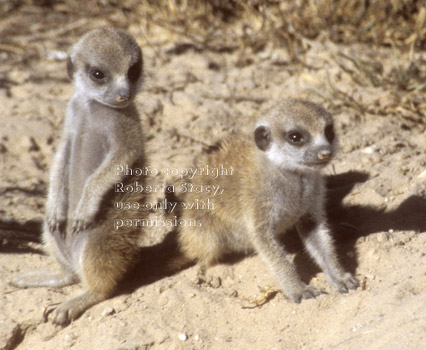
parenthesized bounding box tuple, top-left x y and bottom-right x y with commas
(417, 169, 426, 180)
(361, 146, 376, 154)
(229, 289, 238, 297)
(208, 276, 221, 288)
(178, 333, 187, 341)
(376, 233, 388, 243)
(102, 307, 115, 317)
(0, 143, 7, 153)
(64, 333, 76, 347)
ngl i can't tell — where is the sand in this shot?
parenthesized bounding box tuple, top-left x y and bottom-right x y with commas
(0, 5, 425, 350)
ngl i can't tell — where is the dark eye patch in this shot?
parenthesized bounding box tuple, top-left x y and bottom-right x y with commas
(128, 56, 142, 83)
(325, 124, 335, 143)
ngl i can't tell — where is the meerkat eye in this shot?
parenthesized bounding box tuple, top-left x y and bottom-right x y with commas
(286, 131, 305, 146)
(128, 61, 142, 83)
(325, 124, 335, 143)
(89, 69, 105, 82)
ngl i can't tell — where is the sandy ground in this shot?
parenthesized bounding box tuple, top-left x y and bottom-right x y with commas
(1, 6, 425, 350)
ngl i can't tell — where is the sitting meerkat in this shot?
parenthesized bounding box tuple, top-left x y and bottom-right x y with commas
(178, 99, 358, 302)
(11, 28, 147, 324)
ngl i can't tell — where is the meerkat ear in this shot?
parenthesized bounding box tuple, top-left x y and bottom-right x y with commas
(66, 56, 74, 79)
(254, 125, 272, 151)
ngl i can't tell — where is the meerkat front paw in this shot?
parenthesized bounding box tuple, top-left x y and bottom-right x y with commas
(71, 216, 90, 234)
(329, 272, 359, 293)
(71, 205, 96, 233)
(47, 216, 66, 234)
(337, 273, 359, 293)
(286, 284, 323, 303)
(71, 201, 98, 233)
(46, 208, 67, 234)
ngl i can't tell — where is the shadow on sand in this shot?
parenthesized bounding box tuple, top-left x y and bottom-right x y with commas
(122, 170, 426, 293)
(2, 171, 426, 295)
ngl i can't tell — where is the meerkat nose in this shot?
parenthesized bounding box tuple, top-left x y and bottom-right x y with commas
(116, 90, 130, 102)
(116, 96, 128, 102)
(318, 149, 332, 160)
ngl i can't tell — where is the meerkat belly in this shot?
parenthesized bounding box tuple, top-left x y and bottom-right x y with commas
(68, 127, 109, 214)
(272, 176, 315, 234)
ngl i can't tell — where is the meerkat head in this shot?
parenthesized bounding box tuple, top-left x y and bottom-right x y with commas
(254, 99, 336, 172)
(67, 28, 143, 108)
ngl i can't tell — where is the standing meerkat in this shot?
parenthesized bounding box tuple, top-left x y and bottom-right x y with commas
(178, 99, 358, 302)
(11, 28, 147, 324)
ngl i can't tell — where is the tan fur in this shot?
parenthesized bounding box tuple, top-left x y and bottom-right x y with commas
(11, 28, 147, 324)
(179, 99, 358, 302)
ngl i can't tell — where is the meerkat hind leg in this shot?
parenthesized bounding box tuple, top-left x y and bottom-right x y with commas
(46, 226, 139, 325)
(180, 216, 224, 288)
(195, 261, 222, 288)
(190, 241, 223, 288)
(46, 259, 122, 325)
